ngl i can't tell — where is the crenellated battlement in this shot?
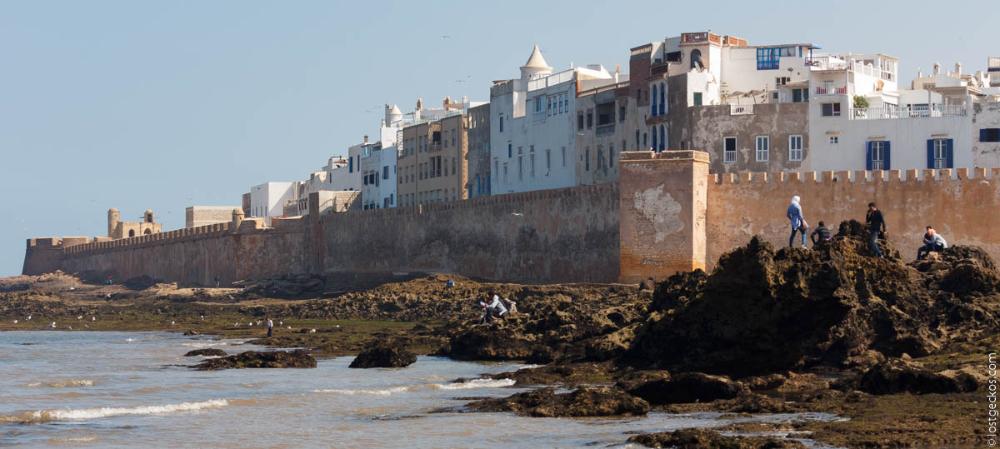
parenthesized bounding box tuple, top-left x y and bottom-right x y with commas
(710, 167, 1000, 185)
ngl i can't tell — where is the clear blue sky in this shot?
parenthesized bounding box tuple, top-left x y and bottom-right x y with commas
(1, 0, 996, 276)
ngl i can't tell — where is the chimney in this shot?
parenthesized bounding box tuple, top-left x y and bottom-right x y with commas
(363, 135, 368, 144)
(955, 62, 962, 76)
(416, 97, 423, 111)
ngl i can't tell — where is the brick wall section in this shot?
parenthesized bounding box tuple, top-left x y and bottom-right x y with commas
(705, 167, 1000, 270)
(319, 184, 620, 284)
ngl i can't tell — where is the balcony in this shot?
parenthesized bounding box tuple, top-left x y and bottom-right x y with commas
(595, 123, 615, 136)
(815, 86, 847, 95)
(730, 104, 754, 115)
(850, 104, 967, 120)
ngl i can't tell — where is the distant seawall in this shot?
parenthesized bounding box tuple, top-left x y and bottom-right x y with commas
(23, 151, 1000, 286)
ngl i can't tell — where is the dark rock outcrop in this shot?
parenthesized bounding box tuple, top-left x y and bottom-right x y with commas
(628, 428, 806, 449)
(184, 348, 227, 357)
(467, 386, 649, 417)
(856, 359, 978, 395)
(626, 372, 748, 405)
(194, 350, 316, 370)
(628, 223, 1000, 377)
(349, 339, 417, 368)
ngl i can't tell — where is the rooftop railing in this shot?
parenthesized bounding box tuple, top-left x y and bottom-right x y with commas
(850, 104, 967, 120)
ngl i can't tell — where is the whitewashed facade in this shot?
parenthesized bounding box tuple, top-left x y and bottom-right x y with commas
(490, 45, 616, 194)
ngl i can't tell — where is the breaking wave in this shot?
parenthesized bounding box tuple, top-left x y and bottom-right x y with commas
(313, 378, 515, 396)
(1, 399, 229, 424)
(26, 379, 95, 388)
(432, 378, 516, 390)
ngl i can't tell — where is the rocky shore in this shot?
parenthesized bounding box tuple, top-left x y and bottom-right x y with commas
(2, 222, 996, 448)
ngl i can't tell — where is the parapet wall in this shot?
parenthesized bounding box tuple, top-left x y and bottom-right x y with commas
(319, 183, 620, 283)
(705, 167, 1000, 270)
(618, 150, 1000, 282)
(56, 219, 313, 285)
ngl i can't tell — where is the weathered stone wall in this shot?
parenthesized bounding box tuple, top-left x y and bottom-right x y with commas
(57, 220, 313, 286)
(320, 184, 620, 284)
(705, 167, 1000, 270)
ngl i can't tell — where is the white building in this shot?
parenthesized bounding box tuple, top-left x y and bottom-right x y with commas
(248, 181, 295, 224)
(490, 45, 617, 194)
(807, 54, 975, 172)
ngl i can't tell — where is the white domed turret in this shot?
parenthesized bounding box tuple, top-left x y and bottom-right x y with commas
(520, 44, 553, 80)
(384, 104, 402, 126)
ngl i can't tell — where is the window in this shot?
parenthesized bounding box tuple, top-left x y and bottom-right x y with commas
(596, 102, 614, 126)
(517, 155, 523, 180)
(499, 115, 504, 133)
(693, 92, 703, 106)
(383, 166, 389, 179)
(756, 47, 785, 70)
(508, 143, 512, 158)
(928, 138, 953, 169)
(792, 88, 808, 103)
(561, 146, 566, 167)
(829, 136, 839, 144)
(659, 83, 666, 115)
(982, 128, 1000, 142)
(610, 143, 616, 168)
(821, 103, 841, 117)
(723, 137, 737, 163)
(529, 147, 535, 177)
(586, 110, 593, 129)
(775, 76, 790, 86)
(585, 147, 590, 171)
(348, 157, 353, 173)
(619, 105, 626, 122)
(635, 129, 640, 147)
(866, 141, 890, 170)
(659, 125, 666, 152)
(755, 135, 770, 161)
(535, 97, 543, 113)
(651, 84, 658, 115)
(545, 149, 551, 174)
(577, 113, 584, 130)
(494, 159, 499, 183)
(690, 49, 703, 70)
(503, 163, 508, 182)
(789, 135, 803, 161)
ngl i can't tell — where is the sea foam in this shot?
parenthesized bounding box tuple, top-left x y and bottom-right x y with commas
(1, 399, 229, 424)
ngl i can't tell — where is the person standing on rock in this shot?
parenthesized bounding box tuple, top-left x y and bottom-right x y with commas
(865, 202, 886, 257)
(918, 226, 948, 260)
(266, 317, 274, 338)
(786, 195, 809, 248)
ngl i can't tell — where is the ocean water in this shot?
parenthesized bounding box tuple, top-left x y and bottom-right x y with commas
(0, 332, 842, 448)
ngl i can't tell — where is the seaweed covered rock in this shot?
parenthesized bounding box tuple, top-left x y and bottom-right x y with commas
(349, 339, 417, 368)
(628, 428, 806, 449)
(856, 359, 979, 395)
(194, 350, 316, 370)
(184, 348, 227, 357)
(626, 372, 748, 405)
(466, 386, 649, 417)
(628, 223, 1000, 377)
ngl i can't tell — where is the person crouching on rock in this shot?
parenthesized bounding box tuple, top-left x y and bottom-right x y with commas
(810, 221, 832, 246)
(479, 294, 508, 324)
(786, 195, 809, 249)
(918, 226, 948, 260)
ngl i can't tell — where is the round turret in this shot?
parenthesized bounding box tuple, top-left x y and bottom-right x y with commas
(520, 44, 553, 80)
(107, 208, 120, 238)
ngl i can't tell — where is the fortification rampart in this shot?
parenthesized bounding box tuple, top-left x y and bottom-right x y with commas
(22, 153, 1000, 287)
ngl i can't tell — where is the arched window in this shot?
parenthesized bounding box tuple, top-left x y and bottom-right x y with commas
(128, 230, 135, 238)
(650, 84, 658, 116)
(651, 127, 657, 150)
(144, 229, 152, 235)
(659, 83, 666, 116)
(659, 125, 666, 151)
(690, 49, 703, 70)
(635, 129, 640, 147)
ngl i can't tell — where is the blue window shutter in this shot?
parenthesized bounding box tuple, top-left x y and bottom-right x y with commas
(865, 142, 873, 170)
(926, 140, 935, 169)
(946, 139, 954, 168)
(884, 142, 891, 170)
(651, 85, 657, 116)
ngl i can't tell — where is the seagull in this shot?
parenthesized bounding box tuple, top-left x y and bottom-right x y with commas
(51, 322, 57, 328)
(27, 315, 32, 320)
(278, 321, 283, 326)
(171, 321, 176, 326)
(91, 316, 96, 321)
(77, 315, 83, 320)
(512, 212, 523, 217)
(441, 35, 451, 39)
(13, 320, 18, 324)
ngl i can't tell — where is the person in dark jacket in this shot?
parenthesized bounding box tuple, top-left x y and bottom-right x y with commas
(917, 226, 948, 259)
(865, 202, 886, 257)
(810, 221, 832, 245)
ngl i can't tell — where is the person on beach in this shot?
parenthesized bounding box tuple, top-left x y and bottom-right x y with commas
(865, 202, 886, 258)
(810, 221, 832, 246)
(786, 195, 809, 248)
(918, 226, 948, 260)
(489, 294, 508, 319)
(266, 317, 274, 337)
